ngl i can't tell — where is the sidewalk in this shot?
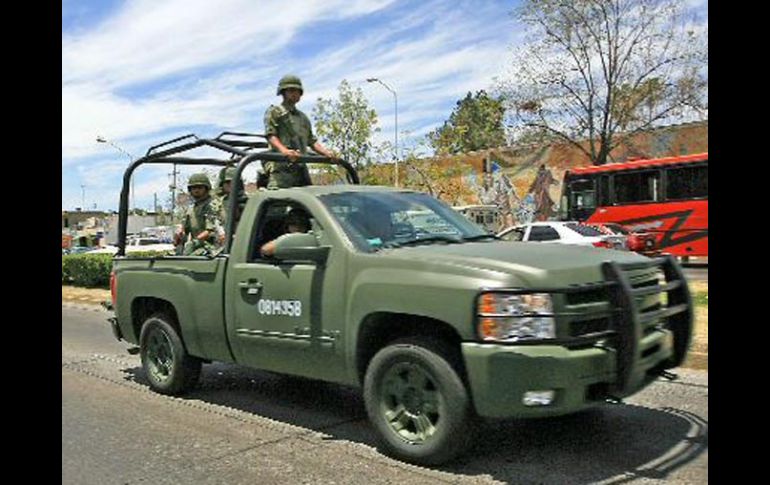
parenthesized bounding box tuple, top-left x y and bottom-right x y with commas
(62, 285, 111, 306)
(61, 284, 707, 370)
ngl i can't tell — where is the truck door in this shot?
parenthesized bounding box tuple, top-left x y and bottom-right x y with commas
(227, 199, 335, 379)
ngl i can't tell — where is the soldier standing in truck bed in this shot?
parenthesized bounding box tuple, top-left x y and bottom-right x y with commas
(263, 74, 337, 189)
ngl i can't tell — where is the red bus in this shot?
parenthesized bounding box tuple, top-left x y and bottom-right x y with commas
(560, 153, 708, 257)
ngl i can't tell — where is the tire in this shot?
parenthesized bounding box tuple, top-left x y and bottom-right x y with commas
(363, 337, 477, 465)
(139, 314, 201, 395)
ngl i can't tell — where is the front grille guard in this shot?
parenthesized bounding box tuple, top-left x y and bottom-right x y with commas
(601, 255, 693, 394)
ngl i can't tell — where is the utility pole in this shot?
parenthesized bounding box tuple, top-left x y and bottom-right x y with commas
(367, 77, 399, 187)
(168, 164, 180, 215)
(80, 184, 86, 209)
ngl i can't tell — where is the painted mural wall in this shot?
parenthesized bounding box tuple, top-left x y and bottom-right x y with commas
(425, 120, 708, 230)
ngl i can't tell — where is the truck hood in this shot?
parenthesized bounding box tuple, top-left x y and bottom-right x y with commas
(384, 241, 649, 287)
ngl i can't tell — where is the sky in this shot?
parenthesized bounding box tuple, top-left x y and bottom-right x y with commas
(62, 0, 707, 212)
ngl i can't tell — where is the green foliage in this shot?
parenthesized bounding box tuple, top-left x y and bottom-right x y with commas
(312, 79, 380, 172)
(693, 291, 708, 307)
(359, 165, 394, 186)
(61, 250, 175, 288)
(428, 90, 507, 155)
(62, 253, 113, 288)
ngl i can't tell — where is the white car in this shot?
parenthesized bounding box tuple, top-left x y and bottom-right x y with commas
(89, 237, 176, 255)
(497, 221, 627, 250)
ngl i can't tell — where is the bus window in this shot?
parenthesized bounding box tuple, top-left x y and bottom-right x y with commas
(599, 175, 610, 206)
(569, 179, 596, 209)
(666, 164, 708, 200)
(614, 170, 660, 204)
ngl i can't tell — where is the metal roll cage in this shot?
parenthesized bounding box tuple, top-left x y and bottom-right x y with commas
(117, 132, 360, 256)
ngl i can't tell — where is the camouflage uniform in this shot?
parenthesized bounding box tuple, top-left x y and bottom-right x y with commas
(215, 164, 234, 197)
(181, 195, 223, 255)
(219, 193, 231, 226)
(264, 74, 319, 188)
(217, 167, 238, 226)
(263, 102, 317, 189)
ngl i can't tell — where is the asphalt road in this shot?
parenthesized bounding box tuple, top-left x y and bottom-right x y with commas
(681, 263, 707, 283)
(63, 304, 708, 484)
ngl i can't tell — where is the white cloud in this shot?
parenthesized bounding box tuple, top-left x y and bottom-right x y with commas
(60, 0, 530, 209)
(62, 0, 395, 87)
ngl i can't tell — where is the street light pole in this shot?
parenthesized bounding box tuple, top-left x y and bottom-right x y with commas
(96, 136, 135, 210)
(366, 78, 398, 187)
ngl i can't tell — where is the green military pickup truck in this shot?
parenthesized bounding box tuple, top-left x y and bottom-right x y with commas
(108, 133, 692, 465)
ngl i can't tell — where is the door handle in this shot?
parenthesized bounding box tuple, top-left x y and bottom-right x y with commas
(238, 280, 263, 295)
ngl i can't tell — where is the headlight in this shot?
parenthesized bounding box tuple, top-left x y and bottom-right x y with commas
(476, 292, 555, 342)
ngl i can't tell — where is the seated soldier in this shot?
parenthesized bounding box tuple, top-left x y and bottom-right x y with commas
(260, 207, 311, 258)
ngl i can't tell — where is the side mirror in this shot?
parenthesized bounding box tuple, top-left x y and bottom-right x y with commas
(273, 233, 330, 264)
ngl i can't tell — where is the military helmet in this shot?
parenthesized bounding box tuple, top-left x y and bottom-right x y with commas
(222, 167, 238, 183)
(277, 74, 304, 95)
(187, 172, 211, 190)
(218, 167, 238, 187)
(286, 207, 310, 228)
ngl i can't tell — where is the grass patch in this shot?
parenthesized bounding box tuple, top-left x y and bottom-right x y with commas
(692, 291, 708, 306)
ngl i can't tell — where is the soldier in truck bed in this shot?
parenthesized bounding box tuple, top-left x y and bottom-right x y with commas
(263, 74, 337, 189)
(174, 173, 223, 255)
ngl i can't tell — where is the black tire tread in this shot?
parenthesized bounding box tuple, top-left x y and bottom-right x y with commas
(363, 336, 477, 465)
(140, 313, 201, 395)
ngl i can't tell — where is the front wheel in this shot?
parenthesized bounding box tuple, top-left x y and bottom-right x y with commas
(363, 338, 477, 465)
(140, 314, 201, 395)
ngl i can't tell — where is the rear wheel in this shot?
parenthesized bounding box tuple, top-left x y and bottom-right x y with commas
(140, 314, 201, 395)
(363, 337, 477, 465)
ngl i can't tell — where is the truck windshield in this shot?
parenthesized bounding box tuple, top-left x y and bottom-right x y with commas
(320, 191, 489, 252)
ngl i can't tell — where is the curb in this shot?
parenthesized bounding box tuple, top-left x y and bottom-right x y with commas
(62, 297, 109, 306)
(62, 301, 109, 313)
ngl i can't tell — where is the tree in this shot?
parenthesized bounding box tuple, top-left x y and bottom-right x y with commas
(498, 0, 707, 165)
(428, 91, 507, 155)
(396, 139, 476, 205)
(312, 80, 380, 172)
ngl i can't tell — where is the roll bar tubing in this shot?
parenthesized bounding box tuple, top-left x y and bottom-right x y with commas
(117, 133, 359, 256)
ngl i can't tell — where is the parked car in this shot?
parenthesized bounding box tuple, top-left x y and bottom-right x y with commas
(585, 222, 659, 255)
(453, 205, 500, 233)
(498, 221, 627, 250)
(89, 237, 176, 255)
(125, 236, 176, 253)
(67, 246, 95, 255)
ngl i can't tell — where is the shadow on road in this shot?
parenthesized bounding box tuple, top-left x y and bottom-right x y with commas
(121, 361, 707, 484)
